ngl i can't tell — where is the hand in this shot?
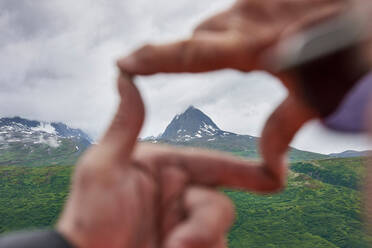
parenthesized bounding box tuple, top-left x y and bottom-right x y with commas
(115, 0, 330, 215)
(116, 0, 372, 189)
(117, 0, 347, 75)
(57, 74, 284, 248)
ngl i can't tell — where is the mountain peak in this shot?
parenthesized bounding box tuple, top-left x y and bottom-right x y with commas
(185, 105, 196, 111)
(161, 106, 233, 141)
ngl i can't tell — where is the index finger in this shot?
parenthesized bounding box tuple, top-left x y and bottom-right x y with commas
(100, 73, 145, 161)
(117, 32, 254, 75)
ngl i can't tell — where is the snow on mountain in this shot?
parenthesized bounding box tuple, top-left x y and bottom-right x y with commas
(0, 117, 92, 148)
(31, 123, 57, 135)
(160, 106, 236, 141)
(0, 117, 93, 166)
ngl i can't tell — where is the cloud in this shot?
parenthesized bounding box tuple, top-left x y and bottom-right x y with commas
(37, 135, 60, 148)
(0, 0, 370, 154)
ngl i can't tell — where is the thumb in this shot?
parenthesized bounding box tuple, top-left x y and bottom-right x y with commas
(164, 187, 234, 248)
(100, 73, 145, 160)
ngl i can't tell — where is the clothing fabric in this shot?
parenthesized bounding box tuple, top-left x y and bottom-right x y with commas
(294, 44, 370, 119)
(0, 230, 73, 248)
(324, 71, 372, 132)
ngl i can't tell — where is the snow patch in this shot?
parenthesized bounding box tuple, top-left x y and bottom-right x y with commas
(195, 134, 202, 138)
(37, 135, 60, 148)
(32, 123, 57, 135)
(208, 125, 216, 131)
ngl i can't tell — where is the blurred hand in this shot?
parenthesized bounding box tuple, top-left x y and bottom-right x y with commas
(57, 74, 286, 248)
(116, 0, 372, 193)
(115, 0, 331, 220)
(117, 0, 347, 75)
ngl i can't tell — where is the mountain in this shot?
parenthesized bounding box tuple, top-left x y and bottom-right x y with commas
(147, 106, 329, 161)
(161, 106, 235, 141)
(329, 150, 371, 158)
(0, 117, 92, 166)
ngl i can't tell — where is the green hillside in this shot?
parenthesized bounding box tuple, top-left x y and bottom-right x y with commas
(0, 165, 72, 233)
(291, 157, 368, 190)
(227, 172, 370, 248)
(0, 157, 371, 247)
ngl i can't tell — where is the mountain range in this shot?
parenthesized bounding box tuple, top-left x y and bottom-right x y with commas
(0, 117, 92, 166)
(329, 150, 371, 158)
(0, 107, 368, 167)
(1, 110, 372, 247)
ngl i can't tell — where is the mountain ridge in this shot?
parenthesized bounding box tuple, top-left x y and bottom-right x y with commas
(0, 116, 92, 166)
(0, 116, 92, 142)
(328, 150, 371, 158)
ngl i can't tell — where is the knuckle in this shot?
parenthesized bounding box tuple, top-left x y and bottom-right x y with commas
(218, 193, 235, 214)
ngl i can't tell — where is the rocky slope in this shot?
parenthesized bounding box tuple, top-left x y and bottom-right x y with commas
(0, 117, 92, 166)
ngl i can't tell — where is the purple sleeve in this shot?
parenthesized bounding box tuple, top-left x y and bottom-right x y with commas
(323, 71, 372, 132)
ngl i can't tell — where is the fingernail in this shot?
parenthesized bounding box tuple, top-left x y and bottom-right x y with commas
(118, 56, 137, 71)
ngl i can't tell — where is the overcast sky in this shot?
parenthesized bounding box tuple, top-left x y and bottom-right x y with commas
(0, 0, 371, 154)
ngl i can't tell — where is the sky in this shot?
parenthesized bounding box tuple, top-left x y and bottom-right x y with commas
(0, 0, 371, 154)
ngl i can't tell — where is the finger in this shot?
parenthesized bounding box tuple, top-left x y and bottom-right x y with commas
(117, 31, 258, 75)
(281, 2, 345, 37)
(136, 143, 280, 192)
(100, 73, 145, 160)
(164, 187, 234, 248)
